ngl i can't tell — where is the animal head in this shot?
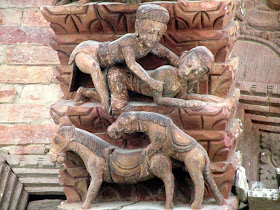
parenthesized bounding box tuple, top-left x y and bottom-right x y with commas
(107, 112, 138, 139)
(49, 125, 75, 164)
(178, 46, 214, 81)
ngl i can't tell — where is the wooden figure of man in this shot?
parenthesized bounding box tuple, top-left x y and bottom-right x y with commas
(68, 4, 178, 112)
(106, 46, 226, 111)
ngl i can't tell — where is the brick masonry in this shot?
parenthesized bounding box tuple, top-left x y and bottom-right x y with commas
(0, 1, 61, 155)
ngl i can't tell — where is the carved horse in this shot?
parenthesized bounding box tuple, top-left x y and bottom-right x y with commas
(107, 111, 226, 209)
(50, 126, 175, 209)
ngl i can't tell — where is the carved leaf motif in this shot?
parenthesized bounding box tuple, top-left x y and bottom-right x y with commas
(65, 15, 79, 33)
(89, 19, 115, 34)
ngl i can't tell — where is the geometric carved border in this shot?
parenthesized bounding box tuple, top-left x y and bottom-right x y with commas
(0, 155, 29, 210)
(236, 34, 280, 188)
(2, 155, 64, 196)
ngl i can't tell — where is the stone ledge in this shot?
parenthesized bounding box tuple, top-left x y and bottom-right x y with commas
(58, 196, 238, 210)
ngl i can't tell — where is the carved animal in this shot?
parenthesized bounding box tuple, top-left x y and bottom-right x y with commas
(107, 111, 226, 209)
(50, 126, 175, 210)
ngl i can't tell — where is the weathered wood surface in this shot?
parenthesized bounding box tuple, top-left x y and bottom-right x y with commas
(0, 156, 28, 210)
(3, 155, 64, 195)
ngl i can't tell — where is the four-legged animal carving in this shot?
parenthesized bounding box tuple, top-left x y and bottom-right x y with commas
(107, 111, 226, 209)
(50, 126, 175, 209)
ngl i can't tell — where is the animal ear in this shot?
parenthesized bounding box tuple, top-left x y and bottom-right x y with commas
(65, 125, 75, 139)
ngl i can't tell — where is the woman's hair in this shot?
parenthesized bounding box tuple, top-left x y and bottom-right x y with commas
(179, 46, 214, 70)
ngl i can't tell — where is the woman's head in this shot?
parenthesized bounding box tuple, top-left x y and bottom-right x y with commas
(178, 46, 214, 81)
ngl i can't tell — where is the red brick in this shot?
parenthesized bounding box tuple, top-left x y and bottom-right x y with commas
(0, 27, 53, 45)
(23, 8, 49, 27)
(8, 145, 46, 155)
(0, 124, 58, 145)
(6, 0, 53, 8)
(0, 84, 16, 103)
(0, 65, 54, 84)
(5, 45, 59, 65)
(19, 84, 62, 104)
(0, 104, 50, 123)
(0, 1, 9, 8)
(0, 9, 22, 26)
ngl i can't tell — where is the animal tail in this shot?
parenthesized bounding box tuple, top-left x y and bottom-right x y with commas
(203, 160, 226, 206)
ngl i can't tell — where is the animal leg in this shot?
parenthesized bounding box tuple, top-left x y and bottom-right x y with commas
(140, 144, 160, 177)
(203, 161, 226, 206)
(184, 156, 205, 209)
(82, 158, 104, 209)
(149, 154, 174, 210)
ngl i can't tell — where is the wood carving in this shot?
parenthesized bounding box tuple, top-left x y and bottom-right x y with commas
(74, 46, 229, 112)
(68, 4, 178, 112)
(260, 133, 280, 189)
(41, 0, 238, 99)
(107, 111, 226, 208)
(51, 124, 226, 209)
(53, 0, 181, 5)
(42, 1, 241, 207)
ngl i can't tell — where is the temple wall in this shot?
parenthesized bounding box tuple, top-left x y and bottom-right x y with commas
(233, 0, 280, 189)
(0, 0, 61, 156)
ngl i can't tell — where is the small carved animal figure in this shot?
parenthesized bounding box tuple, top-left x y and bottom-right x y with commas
(68, 4, 178, 112)
(50, 126, 176, 209)
(107, 111, 226, 209)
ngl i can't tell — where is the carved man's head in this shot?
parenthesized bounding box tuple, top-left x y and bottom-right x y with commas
(178, 46, 214, 81)
(135, 4, 170, 47)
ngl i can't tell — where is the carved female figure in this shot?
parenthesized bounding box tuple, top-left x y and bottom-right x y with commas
(74, 46, 226, 111)
(68, 4, 178, 112)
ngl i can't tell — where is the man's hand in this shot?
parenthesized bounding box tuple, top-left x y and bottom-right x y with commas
(150, 79, 163, 92)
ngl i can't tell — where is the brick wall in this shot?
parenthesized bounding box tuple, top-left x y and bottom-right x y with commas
(0, 0, 61, 155)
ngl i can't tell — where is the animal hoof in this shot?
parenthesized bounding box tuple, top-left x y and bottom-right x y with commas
(165, 203, 174, 210)
(190, 204, 202, 209)
(81, 203, 90, 209)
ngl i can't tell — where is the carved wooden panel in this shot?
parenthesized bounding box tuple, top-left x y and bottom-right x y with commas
(260, 133, 280, 189)
(58, 152, 238, 203)
(50, 98, 240, 163)
(42, 1, 241, 204)
(42, 1, 239, 99)
(42, 0, 236, 34)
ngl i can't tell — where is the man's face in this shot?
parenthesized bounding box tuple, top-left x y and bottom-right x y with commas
(179, 52, 209, 81)
(137, 19, 167, 48)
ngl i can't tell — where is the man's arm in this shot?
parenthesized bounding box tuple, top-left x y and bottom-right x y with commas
(152, 44, 179, 67)
(122, 46, 163, 91)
